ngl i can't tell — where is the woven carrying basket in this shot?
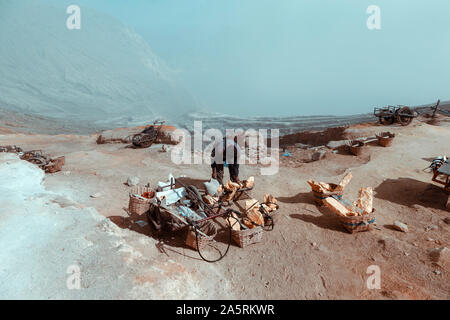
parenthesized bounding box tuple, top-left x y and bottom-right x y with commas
(338, 209, 376, 234)
(128, 186, 154, 215)
(232, 226, 263, 248)
(312, 183, 344, 206)
(376, 132, 395, 147)
(348, 140, 365, 156)
(186, 221, 217, 251)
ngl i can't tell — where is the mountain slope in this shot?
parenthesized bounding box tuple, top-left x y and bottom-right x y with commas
(0, 0, 196, 124)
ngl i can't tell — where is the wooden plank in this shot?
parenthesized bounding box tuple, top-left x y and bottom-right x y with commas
(323, 197, 350, 217)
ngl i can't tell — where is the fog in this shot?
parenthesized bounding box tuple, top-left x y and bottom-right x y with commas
(2, 0, 450, 121)
(72, 0, 450, 116)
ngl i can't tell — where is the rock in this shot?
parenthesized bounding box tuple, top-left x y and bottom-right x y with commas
(434, 270, 441, 275)
(327, 140, 350, 149)
(126, 176, 140, 186)
(393, 221, 408, 232)
(311, 150, 326, 161)
(428, 247, 450, 268)
(444, 217, 450, 225)
(294, 143, 309, 149)
(90, 192, 102, 198)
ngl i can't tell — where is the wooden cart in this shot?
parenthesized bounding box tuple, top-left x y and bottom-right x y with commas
(374, 105, 417, 126)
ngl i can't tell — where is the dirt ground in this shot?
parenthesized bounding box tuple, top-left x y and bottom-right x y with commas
(1, 116, 449, 300)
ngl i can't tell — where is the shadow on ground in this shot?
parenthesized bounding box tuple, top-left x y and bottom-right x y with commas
(109, 204, 234, 262)
(290, 206, 348, 234)
(277, 192, 315, 205)
(277, 192, 347, 232)
(374, 178, 448, 210)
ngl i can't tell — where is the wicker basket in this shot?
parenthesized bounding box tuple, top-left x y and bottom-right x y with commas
(348, 140, 365, 156)
(186, 221, 217, 251)
(312, 183, 344, 206)
(45, 161, 62, 174)
(128, 186, 154, 215)
(232, 226, 263, 248)
(376, 132, 395, 147)
(338, 209, 376, 233)
(53, 156, 65, 166)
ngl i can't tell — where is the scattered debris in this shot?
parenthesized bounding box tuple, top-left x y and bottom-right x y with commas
(294, 143, 309, 149)
(156, 187, 187, 206)
(157, 173, 176, 191)
(311, 150, 326, 161)
(202, 194, 216, 206)
(0, 145, 23, 153)
(219, 177, 255, 202)
(90, 192, 102, 198)
(126, 176, 140, 187)
(425, 225, 439, 231)
(262, 194, 278, 213)
(96, 122, 180, 146)
(243, 176, 255, 189)
(428, 247, 450, 269)
(393, 221, 408, 233)
(327, 140, 350, 149)
(430, 158, 450, 192)
(131, 121, 165, 148)
(204, 178, 221, 196)
(1, 145, 65, 173)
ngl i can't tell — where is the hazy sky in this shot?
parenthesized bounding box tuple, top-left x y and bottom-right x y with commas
(65, 0, 449, 116)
